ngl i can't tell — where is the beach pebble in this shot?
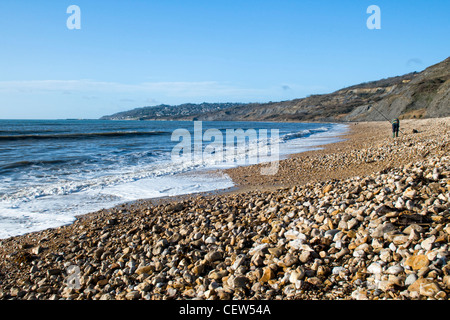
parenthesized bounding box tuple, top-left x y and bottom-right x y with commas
(1, 119, 450, 301)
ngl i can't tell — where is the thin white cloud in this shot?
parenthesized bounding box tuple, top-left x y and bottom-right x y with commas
(0, 79, 263, 98)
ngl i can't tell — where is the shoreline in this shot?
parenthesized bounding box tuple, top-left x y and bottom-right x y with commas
(1, 117, 449, 300)
(68, 121, 350, 226)
(0, 120, 344, 240)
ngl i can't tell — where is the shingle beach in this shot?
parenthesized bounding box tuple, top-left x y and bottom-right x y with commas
(1, 117, 450, 300)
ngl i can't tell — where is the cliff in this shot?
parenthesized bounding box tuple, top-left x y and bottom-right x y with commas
(101, 57, 450, 122)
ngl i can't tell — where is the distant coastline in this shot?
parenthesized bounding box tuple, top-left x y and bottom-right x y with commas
(101, 57, 450, 123)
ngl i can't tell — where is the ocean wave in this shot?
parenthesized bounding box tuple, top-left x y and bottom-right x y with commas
(280, 127, 330, 141)
(0, 131, 170, 141)
(0, 159, 72, 171)
(0, 123, 346, 206)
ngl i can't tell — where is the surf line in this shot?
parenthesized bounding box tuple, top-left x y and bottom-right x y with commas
(170, 121, 280, 175)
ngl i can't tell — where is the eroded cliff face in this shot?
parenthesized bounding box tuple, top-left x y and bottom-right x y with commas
(102, 57, 450, 122)
(209, 57, 450, 122)
(343, 57, 450, 122)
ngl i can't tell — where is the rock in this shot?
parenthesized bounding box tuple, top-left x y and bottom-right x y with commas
(403, 188, 417, 199)
(351, 289, 368, 300)
(93, 247, 105, 261)
(268, 247, 283, 258)
(31, 246, 45, 255)
(347, 218, 358, 230)
(335, 248, 349, 260)
(289, 267, 305, 283)
(125, 291, 141, 300)
(323, 185, 333, 194)
(166, 287, 177, 298)
(395, 197, 405, 210)
(332, 267, 346, 275)
(208, 270, 228, 281)
(405, 273, 418, 286)
(47, 268, 61, 276)
(421, 235, 436, 251)
(408, 278, 441, 297)
(367, 262, 383, 275)
(205, 236, 217, 244)
(135, 266, 152, 275)
(205, 251, 222, 263)
(282, 254, 298, 267)
(249, 243, 269, 255)
(233, 276, 249, 289)
(443, 276, 450, 289)
(405, 255, 429, 270)
(325, 229, 340, 238)
(260, 267, 275, 283)
(231, 254, 246, 271)
(393, 234, 409, 245)
(136, 282, 152, 292)
(166, 203, 184, 213)
(386, 265, 403, 275)
(372, 223, 396, 238)
(299, 251, 311, 263)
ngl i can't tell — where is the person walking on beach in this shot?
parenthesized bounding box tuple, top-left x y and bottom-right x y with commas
(392, 118, 400, 138)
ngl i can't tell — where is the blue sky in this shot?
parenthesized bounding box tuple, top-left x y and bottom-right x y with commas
(0, 0, 449, 119)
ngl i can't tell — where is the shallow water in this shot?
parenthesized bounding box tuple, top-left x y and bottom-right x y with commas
(0, 119, 347, 238)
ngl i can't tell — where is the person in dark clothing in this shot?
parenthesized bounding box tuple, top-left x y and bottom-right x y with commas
(392, 118, 400, 138)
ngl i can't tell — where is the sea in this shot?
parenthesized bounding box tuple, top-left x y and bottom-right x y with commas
(0, 119, 348, 239)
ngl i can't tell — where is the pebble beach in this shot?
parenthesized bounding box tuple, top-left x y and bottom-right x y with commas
(1, 117, 450, 300)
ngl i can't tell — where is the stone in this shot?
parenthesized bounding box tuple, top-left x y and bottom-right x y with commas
(208, 270, 228, 281)
(323, 185, 333, 194)
(205, 236, 217, 244)
(332, 267, 346, 275)
(421, 236, 436, 251)
(405, 273, 418, 286)
(347, 218, 358, 230)
(443, 275, 450, 289)
(367, 262, 382, 275)
(289, 267, 305, 283)
(136, 282, 152, 292)
(233, 276, 249, 289)
(282, 254, 298, 267)
(393, 234, 409, 245)
(47, 268, 61, 276)
(299, 251, 311, 263)
(231, 254, 246, 270)
(395, 197, 405, 210)
(31, 246, 46, 255)
(260, 267, 275, 283)
(93, 247, 105, 261)
(135, 266, 152, 275)
(372, 223, 396, 238)
(415, 279, 440, 297)
(405, 255, 429, 270)
(324, 229, 340, 238)
(268, 247, 283, 258)
(205, 251, 222, 263)
(125, 290, 141, 300)
(386, 265, 403, 275)
(403, 188, 417, 199)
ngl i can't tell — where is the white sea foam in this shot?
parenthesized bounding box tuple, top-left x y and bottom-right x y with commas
(0, 172, 234, 239)
(0, 122, 348, 239)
